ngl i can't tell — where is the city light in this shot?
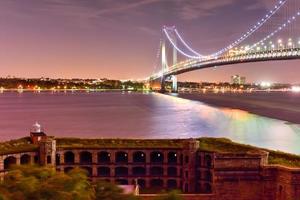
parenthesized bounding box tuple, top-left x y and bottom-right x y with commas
(260, 82, 272, 88)
(291, 86, 300, 92)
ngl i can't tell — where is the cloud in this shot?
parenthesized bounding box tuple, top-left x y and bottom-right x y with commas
(95, 0, 162, 15)
(138, 26, 159, 36)
(177, 0, 236, 20)
(246, 0, 276, 11)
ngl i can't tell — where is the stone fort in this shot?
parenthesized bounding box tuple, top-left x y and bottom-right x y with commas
(0, 123, 299, 200)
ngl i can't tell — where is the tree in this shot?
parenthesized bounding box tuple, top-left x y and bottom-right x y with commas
(0, 165, 142, 200)
(0, 165, 94, 200)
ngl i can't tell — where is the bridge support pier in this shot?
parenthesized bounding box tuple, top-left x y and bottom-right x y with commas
(159, 76, 167, 93)
(171, 75, 178, 93)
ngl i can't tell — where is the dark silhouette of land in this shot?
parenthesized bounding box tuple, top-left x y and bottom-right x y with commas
(178, 92, 300, 124)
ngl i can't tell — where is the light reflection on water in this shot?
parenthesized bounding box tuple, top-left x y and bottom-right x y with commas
(0, 91, 299, 154)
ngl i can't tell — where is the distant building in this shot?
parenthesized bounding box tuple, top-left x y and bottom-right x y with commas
(231, 75, 246, 85)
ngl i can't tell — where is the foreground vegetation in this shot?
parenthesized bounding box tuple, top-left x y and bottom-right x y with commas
(0, 166, 136, 200)
(1, 137, 300, 167)
(0, 166, 182, 200)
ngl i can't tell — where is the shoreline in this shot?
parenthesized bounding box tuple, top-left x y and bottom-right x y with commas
(176, 92, 300, 124)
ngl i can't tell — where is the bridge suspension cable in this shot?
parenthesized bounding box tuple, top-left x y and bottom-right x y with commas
(249, 10, 300, 50)
(211, 0, 287, 57)
(173, 28, 203, 57)
(163, 0, 288, 59)
(163, 28, 203, 59)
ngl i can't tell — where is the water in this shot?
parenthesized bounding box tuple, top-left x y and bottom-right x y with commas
(0, 91, 300, 154)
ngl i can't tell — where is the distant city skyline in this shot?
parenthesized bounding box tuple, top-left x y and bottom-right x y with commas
(1, 0, 300, 83)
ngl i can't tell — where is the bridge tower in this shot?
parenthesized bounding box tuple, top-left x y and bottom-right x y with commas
(171, 35, 178, 93)
(160, 39, 167, 93)
(160, 30, 178, 93)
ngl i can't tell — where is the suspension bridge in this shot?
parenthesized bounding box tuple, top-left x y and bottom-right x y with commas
(148, 0, 300, 92)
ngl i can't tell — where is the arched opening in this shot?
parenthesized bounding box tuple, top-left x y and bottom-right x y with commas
(168, 152, 177, 164)
(81, 167, 92, 177)
(20, 154, 31, 165)
(115, 152, 128, 163)
(34, 155, 39, 164)
(47, 155, 52, 164)
(196, 170, 201, 179)
(185, 156, 189, 164)
(195, 184, 201, 193)
(132, 167, 146, 176)
(64, 167, 74, 173)
(184, 183, 189, 193)
(98, 167, 110, 177)
(167, 179, 177, 189)
(98, 151, 110, 163)
(133, 151, 146, 163)
(205, 171, 212, 181)
(115, 167, 128, 176)
(150, 151, 164, 163)
(137, 179, 146, 188)
(150, 167, 163, 176)
(4, 156, 16, 170)
(116, 179, 128, 185)
(64, 151, 75, 164)
(56, 154, 60, 165)
(185, 171, 189, 179)
(167, 167, 177, 177)
(205, 155, 212, 167)
(150, 179, 163, 188)
(80, 151, 92, 164)
(196, 155, 201, 166)
(204, 183, 212, 193)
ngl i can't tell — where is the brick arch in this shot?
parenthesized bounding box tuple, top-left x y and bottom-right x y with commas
(137, 179, 146, 188)
(115, 167, 128, 176)
(98, 151, 111, 163)
(150, 151, 164, 163)
(205, 170, 212, 181)
(150, 179, 163, 187)
(80, 151, 92, 164)
(167, 179, 177, 189)
(205, 154, 212, 167)
(20, 154, 31, 165)
(167, 152, 177, 164)
(4, 156, 16, 170)
(98, 167, 110, 177)
(133, 151, 146, 163)
(64, 151, 75, 164)
(115, 151, 128, 163)
(204, 183, 212, 193)
(167, 167, 177, 177)
(132, 166, 146, 176)
(150, 166, 163, 176)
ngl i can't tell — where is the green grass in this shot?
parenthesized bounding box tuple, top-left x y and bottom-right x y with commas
(268, 151, 300, 168)
(56, 138, 184, 149)
(198, 137, 261, 153)
(1, 137, 300, 168)
(0, 137, 38, 155)
(198, 137, 300, 168)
